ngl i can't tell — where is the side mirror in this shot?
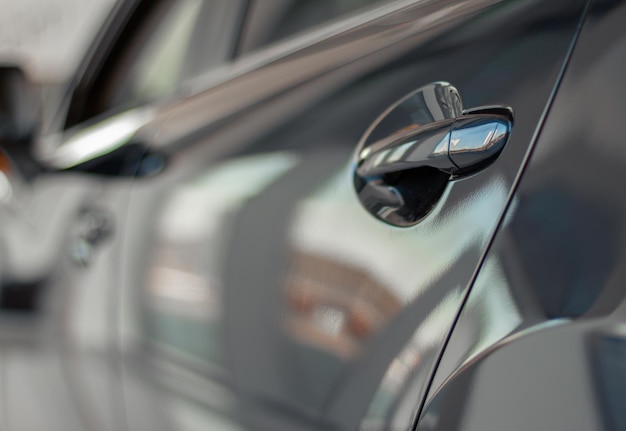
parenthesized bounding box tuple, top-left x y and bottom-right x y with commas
(0, 65, 42, 177)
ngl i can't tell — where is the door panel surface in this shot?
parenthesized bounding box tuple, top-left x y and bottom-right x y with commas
(417, 1, 626, 430)
(99, 1, 590, 431)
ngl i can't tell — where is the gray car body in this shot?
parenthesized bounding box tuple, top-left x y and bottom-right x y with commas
(1, 1, 621, 431)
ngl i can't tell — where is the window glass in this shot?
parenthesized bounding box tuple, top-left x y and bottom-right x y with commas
(88, 0, 242, 119)
(112, 0, 204, 108)
(240, 0, 390, 53)
(109, 0, 205, 109)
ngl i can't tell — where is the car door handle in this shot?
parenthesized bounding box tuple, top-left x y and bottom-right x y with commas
(356, 107, 512, 178)
(354, 82, 513, 227)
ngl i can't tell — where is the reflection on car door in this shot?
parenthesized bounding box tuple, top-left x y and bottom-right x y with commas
(114, 1, 588, 431)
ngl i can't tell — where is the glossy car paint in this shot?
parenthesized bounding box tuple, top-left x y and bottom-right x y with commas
(418, 1, 626, 430)
(0, 1, 596, 431)
(114, 2, 586, 431)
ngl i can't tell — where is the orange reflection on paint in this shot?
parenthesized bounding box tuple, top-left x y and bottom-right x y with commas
(0, 151, 12, 174)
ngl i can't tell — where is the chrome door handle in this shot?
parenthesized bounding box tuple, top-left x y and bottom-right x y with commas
(356, 107, 512, 178)
(354, 82, 513, 227)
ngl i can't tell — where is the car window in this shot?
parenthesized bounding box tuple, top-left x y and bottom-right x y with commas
(67, 0, 242, 126)
(239, 0, 391, 54)
(109, 0, 205, 109)
(109, 0, 245, 111)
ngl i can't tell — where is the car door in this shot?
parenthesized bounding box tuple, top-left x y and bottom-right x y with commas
(416, 2, 626, 430)
(61, 1, 589, 431)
